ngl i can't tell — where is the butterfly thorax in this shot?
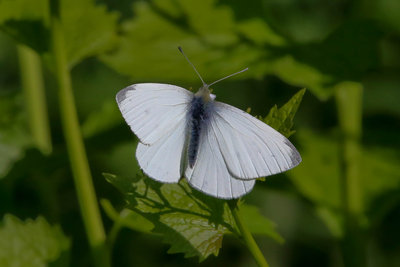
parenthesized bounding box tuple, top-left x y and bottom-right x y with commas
(188, 88, 213, 168)
(195, 86, 213, 102)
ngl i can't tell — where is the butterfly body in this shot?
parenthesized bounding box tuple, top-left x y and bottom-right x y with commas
(188, 86, 218, 168)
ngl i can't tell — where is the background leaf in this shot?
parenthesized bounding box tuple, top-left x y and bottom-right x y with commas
(287, 129, 400, 235)
(0, 0, 118, 66)
(61, 0, 119, 68)
(0, 93, 32, 178)
(0, 0, 49, 52)
(0, 214, 70, 267)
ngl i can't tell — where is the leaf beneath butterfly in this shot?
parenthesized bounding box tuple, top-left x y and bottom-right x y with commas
(104, 173, 283, 261)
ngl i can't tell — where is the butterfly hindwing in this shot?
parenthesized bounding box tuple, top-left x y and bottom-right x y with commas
(185, 117, 255, 199)
(136, 118, 188, 183)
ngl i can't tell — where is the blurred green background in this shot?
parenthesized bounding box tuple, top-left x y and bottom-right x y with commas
(1, 0, 400, 266)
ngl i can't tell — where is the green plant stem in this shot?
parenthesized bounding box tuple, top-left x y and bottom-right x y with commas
(230, 201, 269, 267)
(49, 1, 109, 266)
(17, 44, 52, 155)
(335, 82, 365, 267)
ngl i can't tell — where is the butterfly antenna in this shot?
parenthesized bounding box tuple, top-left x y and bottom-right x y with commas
(178, 47, 207, 87)
(208, 68, 248, 87)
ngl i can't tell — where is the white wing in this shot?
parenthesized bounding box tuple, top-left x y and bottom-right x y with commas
(185, 122, 255, 199)
(116, 83, 193, 145)
(136, 118, 187, 183)
(210, 102, 301, 179)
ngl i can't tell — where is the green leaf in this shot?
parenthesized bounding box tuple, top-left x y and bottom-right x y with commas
(236, 18, 286, 46)
(0, 19, 50, 53)
(288, 129, 400, 236)
(264, 88, 306, 138)
(103, 173, 233, 261)
(240, 204, 284, 243)
(104, 173, 282, 261)
(0, 214, 70, 267)
(0, 0, 118, 67)
(0, 0, 49, 52)
(101, 0, 382, 102)
(100, 0, 276, 83)
(60, 0, 119, 67)
(265, 55, 334, 100)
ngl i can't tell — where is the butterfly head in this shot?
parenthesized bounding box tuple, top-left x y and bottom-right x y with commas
(195, 85, 215, 102)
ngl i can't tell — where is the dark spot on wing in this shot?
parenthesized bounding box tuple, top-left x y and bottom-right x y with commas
(116, 85, 136, 104)
(284, 139, 302, 166)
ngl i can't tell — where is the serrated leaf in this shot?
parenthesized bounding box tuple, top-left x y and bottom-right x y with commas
(104, 173, 282, 261)
(104, 173, 234, 261)
(0, 214, 70, 267)
(264, 88, 305, 138)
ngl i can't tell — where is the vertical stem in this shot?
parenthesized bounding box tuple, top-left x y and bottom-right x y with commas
(335, 81, 365, 267)
(17, 44, 52, 155)
(229, 200, 269, 267)
(49, 1, 109, 266)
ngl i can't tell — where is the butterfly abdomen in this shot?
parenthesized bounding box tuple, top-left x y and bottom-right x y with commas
(188, 96, 211, 168)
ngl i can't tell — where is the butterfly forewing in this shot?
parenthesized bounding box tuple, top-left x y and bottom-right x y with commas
(116, 83, 193, 145)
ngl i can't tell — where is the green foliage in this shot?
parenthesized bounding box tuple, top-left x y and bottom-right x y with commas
(0, 214, 70, 267)
(0, 94, 32, 178)
(101, 0, 304, 85)
(101, 0, 382, 101)
(264, 88, 306, 138)
(239, 205, 284, 243)
(101, 199, 154, 234)
(0, 0, 118, 66)
(0, 0, 49, 52)
(104, 173, 282, 261)
(60, 0, 119, 67)
(81, 100, 122, 138)
(0, 0, 399, 266)
(288, 130, 400, 236)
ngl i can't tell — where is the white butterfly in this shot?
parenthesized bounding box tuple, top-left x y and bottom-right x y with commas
(116, 47, 301, 199)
